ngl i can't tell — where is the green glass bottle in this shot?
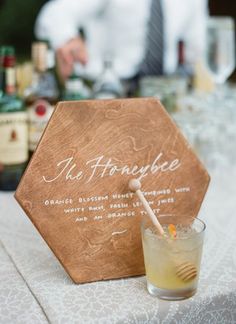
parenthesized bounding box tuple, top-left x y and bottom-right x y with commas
(63, 68, 91, 101)
(0, 46, 28, 191)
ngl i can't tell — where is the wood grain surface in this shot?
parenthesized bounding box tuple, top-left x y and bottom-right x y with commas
(15, 98, 210, 284)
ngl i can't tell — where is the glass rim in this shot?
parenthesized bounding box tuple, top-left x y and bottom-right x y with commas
(141, 216, 206, 240)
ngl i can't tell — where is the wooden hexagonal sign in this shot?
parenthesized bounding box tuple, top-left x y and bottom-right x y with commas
(15, 98, 210, 283)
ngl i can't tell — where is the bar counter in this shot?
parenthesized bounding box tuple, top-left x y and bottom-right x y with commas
(0, 163, 236, 323)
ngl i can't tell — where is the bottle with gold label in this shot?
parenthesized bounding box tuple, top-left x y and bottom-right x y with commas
(24, 42, 59, 155)
(0, 46, 28, 191)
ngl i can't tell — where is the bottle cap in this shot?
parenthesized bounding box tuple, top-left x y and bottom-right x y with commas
(0, 46, 16, 67)
(0, 46, 15, 57)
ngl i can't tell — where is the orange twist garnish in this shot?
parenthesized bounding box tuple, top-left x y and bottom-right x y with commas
(168, 224, 177, 238)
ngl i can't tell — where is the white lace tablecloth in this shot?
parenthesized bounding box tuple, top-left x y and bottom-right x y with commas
(1, 168, 236, 324)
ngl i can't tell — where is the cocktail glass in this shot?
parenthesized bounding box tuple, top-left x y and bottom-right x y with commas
(141, 215, 206, 300)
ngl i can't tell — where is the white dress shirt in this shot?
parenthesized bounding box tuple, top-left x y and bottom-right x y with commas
(35, 0, 208, 79)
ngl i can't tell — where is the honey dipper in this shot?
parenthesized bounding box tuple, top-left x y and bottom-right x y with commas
(128, 178, 197, 282)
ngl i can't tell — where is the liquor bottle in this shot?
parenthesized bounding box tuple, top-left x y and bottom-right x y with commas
(0, 46, 28, 191)
(24, 42, 59, 155)
(93, 56, 123, 99)
(175, 40, 193, 88)
(63, 67, 91, 101)
(41, 38, 60, 87)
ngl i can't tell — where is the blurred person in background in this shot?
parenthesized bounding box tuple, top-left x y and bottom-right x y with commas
(35, 0, 208, 82)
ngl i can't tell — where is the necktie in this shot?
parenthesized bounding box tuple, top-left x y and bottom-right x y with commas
(140, 0, 164, 76)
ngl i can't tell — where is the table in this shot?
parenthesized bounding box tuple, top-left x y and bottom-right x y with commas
(0, 165, 236, 324)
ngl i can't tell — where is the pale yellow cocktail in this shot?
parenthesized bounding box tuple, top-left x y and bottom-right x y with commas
(141, 216, 205, 300)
